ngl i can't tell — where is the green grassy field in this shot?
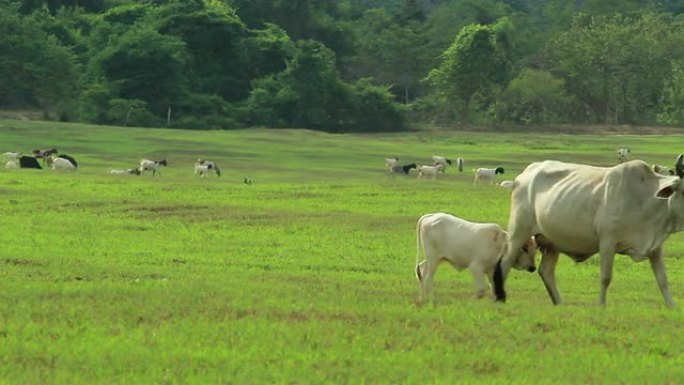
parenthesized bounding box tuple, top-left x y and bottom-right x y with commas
(1, 120, 683, 384)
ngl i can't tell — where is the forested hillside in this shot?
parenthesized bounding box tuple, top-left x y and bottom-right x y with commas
(4, 0, 684, 131)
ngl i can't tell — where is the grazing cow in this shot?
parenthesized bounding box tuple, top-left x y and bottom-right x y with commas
(111, 168, 141, 175)
(493, 155, 684, 307)
(390, 163, 417, 175)
(18, 156, 41, 169)
(194, 159, 221, 177)
(617, 148, 631, 163)
(456, 157, 464, 172)
(653, 164, 675, 176)
(139, 159, 168, 176)
(474, 167, 505, 185)
(415, 213, 537, 301)
(418, 164, 444, 180)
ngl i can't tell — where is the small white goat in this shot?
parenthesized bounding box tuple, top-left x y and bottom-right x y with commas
(3, 152, 20, 162)
(418, 164, 444, 179)
(617, 148, 631, 163)
(497, 180, 515, 190)
(385, 157, 399, 171)
(139, 159, 168, 176)
(432, 155, 452, 172)
(51, 157, 76, 171)
(195, 159, 221, 177)
(111, 168, 141, 175)
(474, 167, 505, 185)
(456, 157, 464, 172)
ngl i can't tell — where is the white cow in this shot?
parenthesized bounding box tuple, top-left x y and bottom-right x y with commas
(617, 148, 631, 163)
(418, 164, 444, 179)
(494, 156, 684, 307)
(5, 160, 17, 169)
(415, 213, 537, 301)
(474, 167, 505, 184)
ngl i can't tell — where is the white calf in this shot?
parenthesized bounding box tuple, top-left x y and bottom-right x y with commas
(5, 160, 17, 169)
(418, 164, 444, 179)
(415, 213, 537, 301)
(474, 167, 505, 185)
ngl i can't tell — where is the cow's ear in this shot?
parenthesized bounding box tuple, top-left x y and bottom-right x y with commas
(656, 181, 678, 199)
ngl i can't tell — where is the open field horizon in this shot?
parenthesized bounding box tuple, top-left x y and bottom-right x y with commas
(1, 119, 684, 384)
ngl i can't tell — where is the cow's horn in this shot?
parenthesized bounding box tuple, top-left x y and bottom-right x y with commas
(676, 154, 684, 179)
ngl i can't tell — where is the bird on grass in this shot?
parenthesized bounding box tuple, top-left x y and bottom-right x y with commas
(243, 177, 252, 185)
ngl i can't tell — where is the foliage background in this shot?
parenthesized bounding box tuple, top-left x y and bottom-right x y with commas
(4, 0, 684, 130)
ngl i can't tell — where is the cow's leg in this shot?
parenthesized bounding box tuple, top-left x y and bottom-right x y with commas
(598, 242, 616, 306)
(468, 263, 488, 299)
(538, 247, 561, 305)
(418, 260, 437, 303)
(648, 248, 675, 308)
(493, 209, 534, 302)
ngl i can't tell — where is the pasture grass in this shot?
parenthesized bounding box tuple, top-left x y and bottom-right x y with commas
(1, 119, 684, 384)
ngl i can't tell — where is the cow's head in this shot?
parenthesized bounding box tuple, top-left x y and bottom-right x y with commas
(511, 236, 537, 273)
(656, 155, 684, 231)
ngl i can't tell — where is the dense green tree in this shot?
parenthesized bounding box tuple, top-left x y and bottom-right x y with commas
(345, 8, 431, 104)
(427, 22, 511, 123)
(0, 7, 79, 117)
(156, 3, 251, 101)
(246, 40, 404, 131)
(657, 61, 684, 125)
(494, 68, 575, 124)
(88, 26, 189, 122)
(547, 12, 684, 124)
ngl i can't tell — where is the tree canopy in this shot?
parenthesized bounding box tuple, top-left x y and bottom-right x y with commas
(4, 0, 684, 130)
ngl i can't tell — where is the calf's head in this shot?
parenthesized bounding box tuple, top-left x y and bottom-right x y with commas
(511, 236, 537, 273)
